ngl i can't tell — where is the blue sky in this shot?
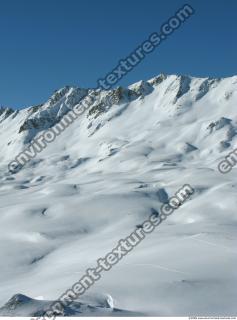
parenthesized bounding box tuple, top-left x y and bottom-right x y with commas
(0, 0, 236, 109)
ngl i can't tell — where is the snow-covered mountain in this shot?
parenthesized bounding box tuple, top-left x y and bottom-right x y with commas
(0, 293, 142, 317)
(0, 74, 237, 316)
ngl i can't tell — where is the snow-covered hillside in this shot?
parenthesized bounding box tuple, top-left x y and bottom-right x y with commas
(0, 74, 237, 316)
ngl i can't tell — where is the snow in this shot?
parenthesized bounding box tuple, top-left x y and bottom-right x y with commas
(0, 74, 237, 316)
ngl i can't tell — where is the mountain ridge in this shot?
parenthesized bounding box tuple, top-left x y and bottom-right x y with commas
(1, 73, 236, 166)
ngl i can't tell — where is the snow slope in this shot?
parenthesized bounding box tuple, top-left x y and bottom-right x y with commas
(0, 74, 237, 316)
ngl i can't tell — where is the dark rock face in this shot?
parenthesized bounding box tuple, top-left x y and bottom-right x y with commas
(173, 75, 191, 103)
(18, 87, 88, 134)
(0, 107, 14, 122)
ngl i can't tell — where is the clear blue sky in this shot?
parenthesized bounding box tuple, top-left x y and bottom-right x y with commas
(0, 0, 236, 109)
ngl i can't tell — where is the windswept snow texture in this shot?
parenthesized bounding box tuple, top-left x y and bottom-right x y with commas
(0, 74, 237, 316)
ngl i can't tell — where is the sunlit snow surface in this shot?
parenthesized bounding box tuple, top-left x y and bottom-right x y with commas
(0, 75, 237, 316)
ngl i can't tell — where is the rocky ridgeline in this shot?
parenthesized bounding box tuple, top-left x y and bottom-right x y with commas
(17, 74, 168, 134)
(0, 74, 235, 146)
